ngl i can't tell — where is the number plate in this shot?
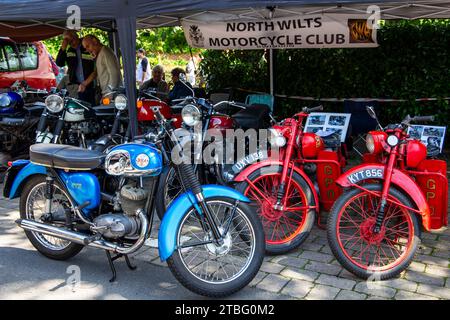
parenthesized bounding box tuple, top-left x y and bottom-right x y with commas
(232, 150, 268, 174)
(347, 168, 384, 184)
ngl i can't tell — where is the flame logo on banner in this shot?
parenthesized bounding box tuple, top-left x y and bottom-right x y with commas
(348, 19, 374, 43)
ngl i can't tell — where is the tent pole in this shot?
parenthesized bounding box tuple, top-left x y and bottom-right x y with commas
(269, 48, 274, 96)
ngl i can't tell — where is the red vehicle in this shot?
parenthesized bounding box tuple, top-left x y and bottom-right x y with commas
(327, 111, 447, 280)
(234, 106, 347, 254)
(0, 38, 56, 91)
(137, 90, 182, 129)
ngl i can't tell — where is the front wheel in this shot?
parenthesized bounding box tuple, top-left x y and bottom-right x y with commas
(167, 197, 265, 297)
(327, 183, 421, 280)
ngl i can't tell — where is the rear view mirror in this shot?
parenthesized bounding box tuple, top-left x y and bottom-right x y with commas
(366, 106, 377, 119)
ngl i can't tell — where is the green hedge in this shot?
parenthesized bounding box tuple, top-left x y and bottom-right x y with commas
(199, 20, 450, 132)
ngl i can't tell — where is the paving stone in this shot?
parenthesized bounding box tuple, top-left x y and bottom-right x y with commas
(335, 290, 367, 300)
(305, 284, 340, 300)
(319, 246, 333, 255)
(354, 282, 396, 299)
(259, 261, 285, 274)
(301, 242, 323, 252)
(395, 291, 439, 300)
(305, 261, 342, 276)
(281, 267, 319, 282)
(418, 245, 433, 255)
(277, 257, 308, 269)
(312, 237, 329, 246)
(416, 283, 450, 300)
(423, 240, 448, 251)
(315, 274, 356, 290)
(408, 261, 427, 273)
(281, 279, 314, 299)
(338, 269, 361, 281)
(249, 271, 268, 287)
(377, 278, 418, 292)
(424, 265, 450, 278)
(405, 270, 445, 286)
(446, 278, 450, 289)
(298, 250, 334, 263)
(432, 249, 450, 259)
(416, 254, 449, 268)
(366, 295, 386, 300)
(256, 274, 290, 293)
(422, 233, 439, 241)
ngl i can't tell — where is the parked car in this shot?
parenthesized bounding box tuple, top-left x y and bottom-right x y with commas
(0, 38, 56, 91)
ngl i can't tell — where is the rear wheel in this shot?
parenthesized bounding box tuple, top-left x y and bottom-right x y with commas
(327, 183, 420, 280)
(167, 197, 265, 297)
(236, 166, 316, 255)
(19, 175, 84, 260)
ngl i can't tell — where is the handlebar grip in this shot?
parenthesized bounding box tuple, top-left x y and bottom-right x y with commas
(307, 105, 324, 112)
(412, 115, 435, 123)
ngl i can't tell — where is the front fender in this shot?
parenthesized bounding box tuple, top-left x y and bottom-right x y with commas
(8, 162, 47, 199)
(337, 164, 431, 230)
(158, 184, 250, 261)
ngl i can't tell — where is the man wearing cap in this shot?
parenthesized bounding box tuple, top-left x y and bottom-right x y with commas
(136, 48, 151, 88)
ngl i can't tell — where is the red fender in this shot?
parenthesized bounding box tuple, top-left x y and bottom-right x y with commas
(234, 160, 319, 211)
(337, 164, 431, 230)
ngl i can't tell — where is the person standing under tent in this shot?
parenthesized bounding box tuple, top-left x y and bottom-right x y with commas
(81, 35, 122, 98)
(55, 30, 95, 105)
(136, 48, 151, 88)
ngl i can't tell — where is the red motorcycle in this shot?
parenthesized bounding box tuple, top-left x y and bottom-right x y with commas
(234, 106, 347, 254)
(137, 89, 182, 129)
(327, 110, 447, 279)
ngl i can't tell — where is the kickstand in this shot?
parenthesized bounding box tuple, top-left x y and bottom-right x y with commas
(105, 251, 137, 282)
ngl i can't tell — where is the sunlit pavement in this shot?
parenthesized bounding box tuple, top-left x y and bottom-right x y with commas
(0, 191, 448, 300)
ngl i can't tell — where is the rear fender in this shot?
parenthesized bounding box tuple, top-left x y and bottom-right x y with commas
(7, 161, 47, 199)
(158, 184, 250, 261)
(337, 164, 431, 230)
(233, 159, 319, 211)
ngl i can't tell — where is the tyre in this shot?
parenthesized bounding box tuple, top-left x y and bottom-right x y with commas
(327, 183, 421, 280)
(235, 165, 316, 255)
(155, 166, 183, 220)
(19, 175, 84, 260)
(167, 197, 265, 297)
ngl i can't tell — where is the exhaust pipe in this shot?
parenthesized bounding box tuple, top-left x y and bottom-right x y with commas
(16, 209, 149, 254)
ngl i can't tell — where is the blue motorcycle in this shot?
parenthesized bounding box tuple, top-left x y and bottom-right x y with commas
(3, 106, 264, 297)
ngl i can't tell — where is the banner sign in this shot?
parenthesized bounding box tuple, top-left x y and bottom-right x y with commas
(182, 14, 378, 50)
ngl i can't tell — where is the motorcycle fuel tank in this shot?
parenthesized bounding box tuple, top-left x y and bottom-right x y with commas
(0, 92, 24, 114)
(105, 143, 162, 177)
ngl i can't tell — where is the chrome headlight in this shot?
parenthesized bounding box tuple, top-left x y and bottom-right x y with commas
(45, 94, 64, 113)
(268, 128, 286, 147)
(181, 104, 201, 126)
(0, 94, 11, 107)
(105, 150, 131, 176)
(114, 94, 127, 110)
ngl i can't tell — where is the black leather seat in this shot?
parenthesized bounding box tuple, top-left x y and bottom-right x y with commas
(30, 144, 105, 170)
(232, 104, 271, 129)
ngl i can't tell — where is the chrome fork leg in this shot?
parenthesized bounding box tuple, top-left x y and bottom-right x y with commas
(44, 176, 54, 214)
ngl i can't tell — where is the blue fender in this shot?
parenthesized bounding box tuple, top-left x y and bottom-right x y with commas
(158, 184, 250, 261)
(9, 162, 47, 199)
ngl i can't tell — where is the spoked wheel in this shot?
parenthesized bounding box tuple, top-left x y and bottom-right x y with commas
(167, 197, 265, 297)
(236, 166, 315, 255)
(19, 175, 84, 260)
(327, 183, 420, 280)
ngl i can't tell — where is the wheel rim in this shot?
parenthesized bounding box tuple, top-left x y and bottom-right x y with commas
(336, 190, 414, 272)
(25, 182, 72, 251)
(244, 173, 309, 245)
(177, 200, 256, 284)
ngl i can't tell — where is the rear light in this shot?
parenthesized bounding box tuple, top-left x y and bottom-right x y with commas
(102, 97, 111, 105)
(366, 131, 387, 154)
(7, 161, 12, 167)
(137, 100, 143, 108)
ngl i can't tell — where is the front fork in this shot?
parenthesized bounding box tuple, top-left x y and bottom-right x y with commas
(373, 144, 399, 233)
(44, 176, 54, 216)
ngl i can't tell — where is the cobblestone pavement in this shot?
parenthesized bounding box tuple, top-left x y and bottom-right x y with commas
(0, 189, 448, 300)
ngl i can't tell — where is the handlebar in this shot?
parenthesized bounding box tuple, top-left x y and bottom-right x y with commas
(302, 105, 324, 113)
(410, 115, 435, 123)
